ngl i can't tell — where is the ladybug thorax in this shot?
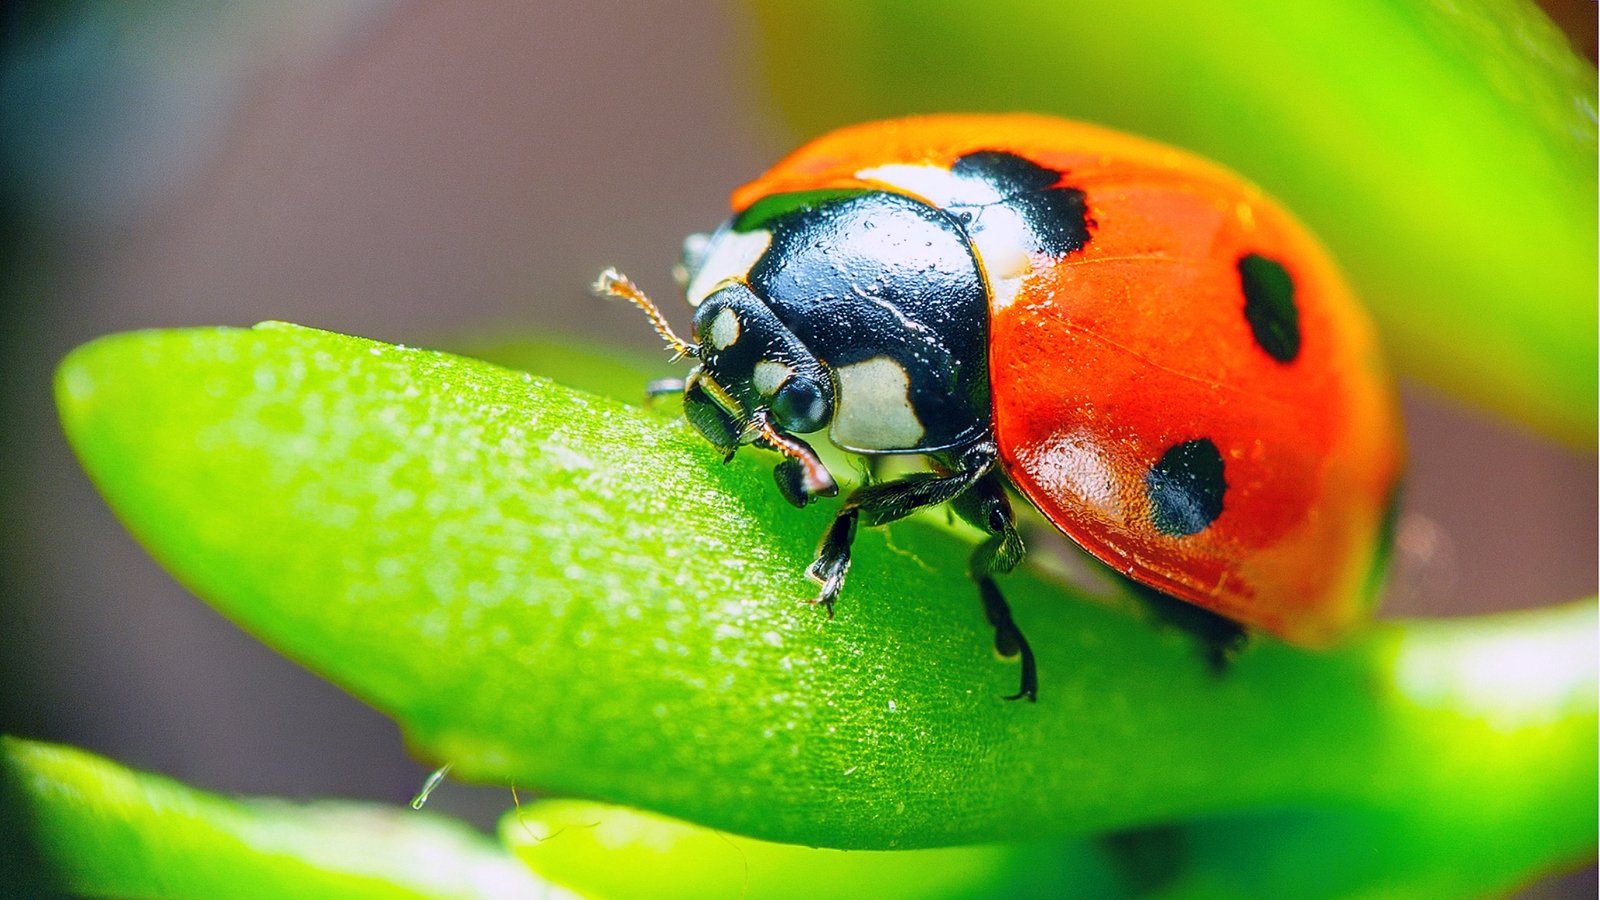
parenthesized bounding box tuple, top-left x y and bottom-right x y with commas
(683, 189, 993, 455)
(679, 150, 1097, 457)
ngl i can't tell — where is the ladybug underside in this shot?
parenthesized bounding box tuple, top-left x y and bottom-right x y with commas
(600, 115, 1403, 702)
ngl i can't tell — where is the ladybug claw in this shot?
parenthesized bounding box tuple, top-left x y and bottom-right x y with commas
(805, 555, 847, 618)
(804, 507, 857, 617)
(805, 593, 837, 619)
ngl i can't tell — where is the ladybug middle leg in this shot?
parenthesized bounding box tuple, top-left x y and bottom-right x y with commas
(804, 441, 1038, 701)
(950, 470, 1037, 702)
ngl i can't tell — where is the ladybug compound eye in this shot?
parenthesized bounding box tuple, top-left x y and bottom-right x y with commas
(770, 375, 830, 435)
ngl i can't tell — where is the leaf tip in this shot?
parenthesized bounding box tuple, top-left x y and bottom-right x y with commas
(53, 335, 121, 442)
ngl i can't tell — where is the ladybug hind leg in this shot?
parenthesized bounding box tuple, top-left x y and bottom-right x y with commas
(950, 469, 1037, 702)
(1127, 581, 1247, 674)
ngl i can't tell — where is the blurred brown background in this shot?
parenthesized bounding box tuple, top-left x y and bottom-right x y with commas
(0, 1, 1593, 893)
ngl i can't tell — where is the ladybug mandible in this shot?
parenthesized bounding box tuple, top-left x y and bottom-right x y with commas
(597, 114, 1404, 701)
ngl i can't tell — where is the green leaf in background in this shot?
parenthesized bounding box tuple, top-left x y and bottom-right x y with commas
(6, 727, 1591, 898)
(502, 799, 1085, 899)
(744, 0, 1598, 446)
(0, 736, 548, 899)
(52, 323, 1595, 895)
(505, 794, 1598, 900)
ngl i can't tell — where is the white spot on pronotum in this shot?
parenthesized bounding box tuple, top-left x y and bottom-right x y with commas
(986, 276, 1027, 311)
(708, 307, 740, 350)
(830, 356, 925, 451)
(967, 204, 1035, 310)
(752, 359, 792, 395)
(685, 229, 773, 306)
(857, 164, 1034, 310)
(855, 163, 1002, 206)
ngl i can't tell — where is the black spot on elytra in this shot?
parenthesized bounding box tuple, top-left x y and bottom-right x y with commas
(1146, 438, 1227, 536)
(1238, 253, 1301, 363)
(1007, 188, 1093, 257)
(951, 150, 1060, 193)
(949, 150, 1091, 258)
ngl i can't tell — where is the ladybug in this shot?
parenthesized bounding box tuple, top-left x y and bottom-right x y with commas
(597, 114, 1403, 701)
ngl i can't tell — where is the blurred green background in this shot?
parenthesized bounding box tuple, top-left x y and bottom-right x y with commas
(0, 1, 1593, 896)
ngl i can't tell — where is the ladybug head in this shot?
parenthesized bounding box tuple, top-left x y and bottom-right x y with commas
(686, 281, 835, 447)
(593, 267, 838, 503)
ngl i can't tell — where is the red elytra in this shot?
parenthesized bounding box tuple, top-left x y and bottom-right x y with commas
(732, 114, 1404, 646)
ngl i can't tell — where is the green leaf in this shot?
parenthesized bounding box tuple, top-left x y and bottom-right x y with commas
(54, 324, 1595, 882)
(502, 795, 1594, 900)
(501, 799, 1085, 899)
(0, 736, 550, 899)
(744, 0, 1598, 446)
(5, 726, 1590, 900)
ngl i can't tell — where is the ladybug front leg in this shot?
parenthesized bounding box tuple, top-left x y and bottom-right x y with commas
(951, 470, 1037, 702)
(806, 507, 858, 615)
(752, 410, 838, 509)
(764, 439, 837, 509)
(806, 448, 994, 615)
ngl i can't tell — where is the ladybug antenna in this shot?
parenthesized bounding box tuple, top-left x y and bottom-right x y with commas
(593, 268, 699, 360)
